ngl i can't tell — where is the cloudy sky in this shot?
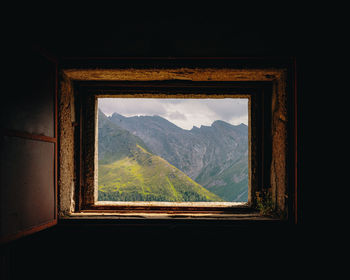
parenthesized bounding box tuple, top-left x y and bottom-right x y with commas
(98, 98, 248, 130)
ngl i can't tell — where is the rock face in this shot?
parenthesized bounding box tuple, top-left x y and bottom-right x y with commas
(108, 113, 249, 202)
(98, 110, 150, 164)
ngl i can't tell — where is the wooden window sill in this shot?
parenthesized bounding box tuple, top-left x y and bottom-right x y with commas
(60, 211, 280, 221)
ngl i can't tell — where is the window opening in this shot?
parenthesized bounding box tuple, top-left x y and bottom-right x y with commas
(96, 97, 249, 204)
(58, 65, 293, 219)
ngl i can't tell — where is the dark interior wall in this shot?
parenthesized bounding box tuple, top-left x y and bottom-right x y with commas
(1, 15, 326, 278)
(38, 23, 300, 58)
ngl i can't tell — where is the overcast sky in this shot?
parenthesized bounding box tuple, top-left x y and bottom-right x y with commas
(98, 98, 248, 130)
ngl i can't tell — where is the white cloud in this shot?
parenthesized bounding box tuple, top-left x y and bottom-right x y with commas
(167, 111, 187, 121)
(97, 98, 167, 116)
(98, 98, 248, 130)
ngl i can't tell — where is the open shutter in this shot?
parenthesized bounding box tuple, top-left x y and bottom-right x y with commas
(0, 46, 58, 243)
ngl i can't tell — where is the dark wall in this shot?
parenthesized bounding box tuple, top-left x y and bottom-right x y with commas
(1, 16, 328, 278)
(39, 23, 300, 58)
(2, 219, 304, 279)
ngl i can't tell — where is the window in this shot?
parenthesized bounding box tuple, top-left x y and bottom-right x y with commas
(58, 61, 296, 221)
(76, 82, 273, 215)
(96, 97, 249, 205)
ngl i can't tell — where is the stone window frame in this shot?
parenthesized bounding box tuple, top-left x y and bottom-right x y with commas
(58, 60, 295, 221)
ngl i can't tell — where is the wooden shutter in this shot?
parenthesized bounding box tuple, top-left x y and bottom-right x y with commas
(0, 46, 58, 243)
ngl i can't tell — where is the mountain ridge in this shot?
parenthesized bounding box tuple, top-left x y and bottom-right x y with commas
(107, 112, 249, 202)
(110, 112, 248, 131)
(98, 110, 223, 202)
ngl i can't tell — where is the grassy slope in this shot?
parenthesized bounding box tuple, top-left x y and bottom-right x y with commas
(98, 145, 223, 202)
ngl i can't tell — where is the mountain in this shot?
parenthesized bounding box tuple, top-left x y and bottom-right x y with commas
(108, 113, 249, 202)
(98, 110, 150, 164)
(98, 110, 223, 202)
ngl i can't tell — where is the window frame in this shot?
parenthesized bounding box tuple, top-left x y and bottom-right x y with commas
(74, 81, 272, 215)
(58, 59, 296, 222)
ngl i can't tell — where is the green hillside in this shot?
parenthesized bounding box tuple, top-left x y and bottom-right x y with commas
(98, 144, 223, 202)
